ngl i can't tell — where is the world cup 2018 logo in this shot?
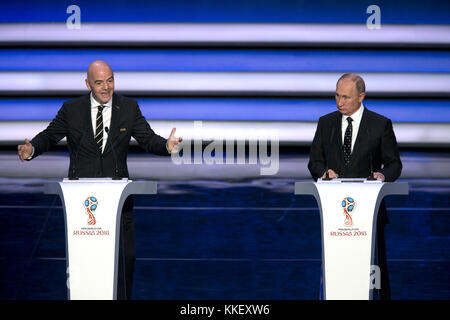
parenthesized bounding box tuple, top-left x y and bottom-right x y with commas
(341, 197, 356, 227)
(84, 196, 98, 226)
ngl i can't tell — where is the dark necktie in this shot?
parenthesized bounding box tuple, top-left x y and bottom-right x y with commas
(343, 117, 353, 166)
(95, 105, 104, 152)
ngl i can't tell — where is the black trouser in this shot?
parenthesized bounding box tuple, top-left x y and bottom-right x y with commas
(116, 196, 135, 300)
(373, 201, 391, 300)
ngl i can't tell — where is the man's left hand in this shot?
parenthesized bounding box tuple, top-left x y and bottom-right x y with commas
(167, 127, 182, 153)
(373, 172, 385, 182)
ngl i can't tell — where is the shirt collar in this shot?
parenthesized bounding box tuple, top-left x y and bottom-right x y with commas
(90, 92, 112, 109)
(343, 103, 364, 123)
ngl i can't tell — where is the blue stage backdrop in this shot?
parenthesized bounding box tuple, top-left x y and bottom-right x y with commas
(0, 0, 449, 301)
(1, 0, 450, 23)
(0, 1, 449, 146)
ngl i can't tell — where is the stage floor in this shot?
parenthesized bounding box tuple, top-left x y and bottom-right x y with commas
(0, 151, 449, 299)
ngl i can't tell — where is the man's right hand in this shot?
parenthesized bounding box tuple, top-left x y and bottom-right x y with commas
(17, 138, 33, 162)
(321, 169, 339, 179)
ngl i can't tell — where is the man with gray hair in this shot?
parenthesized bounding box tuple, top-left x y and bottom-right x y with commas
(308, 73, 402, 299)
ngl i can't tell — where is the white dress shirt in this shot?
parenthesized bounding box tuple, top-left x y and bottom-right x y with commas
(341, 104, 364, 153)
(90, 93, 112, 153)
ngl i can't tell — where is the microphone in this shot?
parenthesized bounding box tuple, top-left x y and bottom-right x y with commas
(366, 128, 376, 180)
(69, 129, 88, 180)
(322, 126, 335, 181)
(104, 127, 120, 180)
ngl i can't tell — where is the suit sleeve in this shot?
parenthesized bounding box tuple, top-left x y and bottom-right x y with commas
(308, 118, 327, 180)
(378, 119, 402, 182)
(29, 104, 68, 159)
(132, 105, 169, 156)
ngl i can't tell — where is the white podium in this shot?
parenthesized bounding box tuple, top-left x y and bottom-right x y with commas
(295, 179, 408, 300)
(45, 178, 157, 300)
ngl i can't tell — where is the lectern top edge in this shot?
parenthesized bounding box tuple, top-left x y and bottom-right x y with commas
(317, 178, 383, 183)
(62, 178, 130, 183)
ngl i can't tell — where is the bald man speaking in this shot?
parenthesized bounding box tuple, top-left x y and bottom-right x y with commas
(17, 61, 181, 299)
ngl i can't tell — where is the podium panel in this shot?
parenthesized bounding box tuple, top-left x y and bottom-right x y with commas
(45, 178, 157, 300)
(295, 179, 408, 300)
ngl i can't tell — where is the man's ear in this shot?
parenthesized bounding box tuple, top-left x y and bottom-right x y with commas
(359, 92, 365, 103)
(85, 79, 91, 91)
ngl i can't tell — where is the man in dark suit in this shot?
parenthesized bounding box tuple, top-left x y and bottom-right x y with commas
(17, 60, 182, 299)
(308, 73, 402, 299)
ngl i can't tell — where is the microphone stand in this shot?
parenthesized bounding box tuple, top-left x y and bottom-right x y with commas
(322, 127, 335, 181)
(69, 130, 87, 180)
(366, 128, 377, 180)
(105, 127, 121, 180)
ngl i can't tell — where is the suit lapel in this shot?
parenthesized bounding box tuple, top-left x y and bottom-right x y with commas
(103, 94, 121, 154)
(334, 112, 345, 164)
(349, 107, 370, 164)
(81, 94, 97, 151)
(335, 112, 343, 146)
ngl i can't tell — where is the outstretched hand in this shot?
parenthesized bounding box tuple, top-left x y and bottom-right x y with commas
(167, 128, 182, 153)
(17, 138, 33, 162)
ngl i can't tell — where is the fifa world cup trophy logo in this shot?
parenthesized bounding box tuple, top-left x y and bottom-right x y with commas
(341, 197, 356, 227)
(84, 196, 98, 226)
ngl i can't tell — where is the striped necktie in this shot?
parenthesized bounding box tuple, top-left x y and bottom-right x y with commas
(95, 105, 104, 152)
(343, 117, 353, 166)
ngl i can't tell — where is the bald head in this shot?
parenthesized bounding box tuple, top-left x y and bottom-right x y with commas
(85, 60, 114, 104)
(87, 60, 113, 80)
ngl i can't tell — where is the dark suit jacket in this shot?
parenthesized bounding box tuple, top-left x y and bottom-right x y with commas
(308, 107, 402, 182)
(30, 93, 169, 178)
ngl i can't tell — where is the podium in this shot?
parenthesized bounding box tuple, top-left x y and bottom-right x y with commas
(45, 178, 157, 300)
(295, 179, 408, 300)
